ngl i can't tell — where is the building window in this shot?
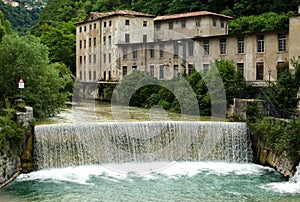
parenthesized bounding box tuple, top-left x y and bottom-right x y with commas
(94, 23, 96, 29)
(89, 38, 91, 47)
(84, 26, 86, 31)
(203, 64, 210, 73)
(188, 64, 195, 75)
(159, 65, 164, 79)
(220, 38, 226, 55)
(103, 54, 106, 63)
(80, 71, 82, 80)
(84, 56, 86, 64)
(220, 20, 225, 28)
(109, 20, 112, 26)
(125, 20, 130, 25)
(204, 40, 209, 55)
(277, 62, 286, 75)
(94, 37, 96, 46)
(123, 47, 128, 59)
(150, 45, 155, 59)
(93, 54, 96, 63)
(84, 40, 86, 48)
(89, 24, 92, 30)
(150, 65, 154, 77)
(169, 22, 173, 29)
(89, 55, 92, 63)
(156, 23, 161, 30)
(132, 46, 138, 59)
(257, 35, 264, 53)
(103, 36, 106, 45)
(94, 71, 96, 80)
(278, 34, 286, 52)
(104, 21, 106, 27)
(80, 40, 82, 49)
(256, 62, 264, 80)
(79, 56, 82, 65)
(143, 35, 147, 43)
(213, 19, 217, 27)
(159, 44, 164, 58)
(237, 37, 244, 54)
(109, 53, 111, 63)
(196, 19, 201, 27)
(122, 66, 127, 76)
(188, 41, 194, 56)
(79, 27, 82, 33)
(174, 43, 179, 57)
(181, 20, 186, 28)
(89, 71, 91, 80)
(237, 63, 244, 77)
(173, 65, 179, 78)
(132, 66, 137, 72)
(143, 21, 147, 26)
(125, 34, 130, 43)
(109, 35, 111, 45)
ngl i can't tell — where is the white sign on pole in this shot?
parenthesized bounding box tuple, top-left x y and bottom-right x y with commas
(18, 78, 24, 89)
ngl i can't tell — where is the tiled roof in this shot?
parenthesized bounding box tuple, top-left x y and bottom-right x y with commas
(154, 11, 233, 21)
(88, 10, 155, 20)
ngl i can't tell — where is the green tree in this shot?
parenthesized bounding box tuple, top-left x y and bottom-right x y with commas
(0, 34, 73, 119)
(0, 11, 12, 41)
(228, 12, 289, 34)
(112, 71, 159, 106)
(39, 20, 76, 74)
(268, 57, 300, 110)
(215, 59, 246, 104)
(0, 102, 25, 151)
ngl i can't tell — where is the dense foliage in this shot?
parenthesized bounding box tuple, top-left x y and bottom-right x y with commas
(247, 101, 300, 163)
(268, 57, 300, 110)
(0, 11, 12, 41)
(111, 59, 246, 116)
(228, 12, 289, 34)
(0, 103, 25, 152)
(0, 1, 44, 35)
(0, 34, 73, 119)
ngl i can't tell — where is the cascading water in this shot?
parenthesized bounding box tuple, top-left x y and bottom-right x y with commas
(34, 121, 253, 170)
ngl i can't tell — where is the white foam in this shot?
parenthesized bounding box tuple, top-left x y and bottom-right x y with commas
(16, 162, 275, 184)
(262, 182, 300, 194)
(16, 165, 128, 184)
(158, 162, 274, 177)
(262, 164, 300, 194)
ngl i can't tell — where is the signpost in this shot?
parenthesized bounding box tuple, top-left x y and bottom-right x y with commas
(18, 78, 24, 99)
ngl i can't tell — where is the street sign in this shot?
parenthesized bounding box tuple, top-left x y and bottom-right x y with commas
(18, 78, 24, 89)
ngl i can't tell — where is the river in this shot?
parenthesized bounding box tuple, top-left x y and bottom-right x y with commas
(0, 101, 299, 202)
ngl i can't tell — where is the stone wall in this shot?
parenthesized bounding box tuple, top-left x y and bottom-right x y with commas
(230, 98, 268, 119)
(0, 150, 21, 188)
(252, 136, 297, 178)
(0, 106, 34, 188)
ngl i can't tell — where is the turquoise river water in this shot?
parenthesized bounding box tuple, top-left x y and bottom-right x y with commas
(0, 162, 300, 202)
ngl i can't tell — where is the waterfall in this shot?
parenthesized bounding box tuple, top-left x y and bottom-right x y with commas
(34, 121, 253, 170)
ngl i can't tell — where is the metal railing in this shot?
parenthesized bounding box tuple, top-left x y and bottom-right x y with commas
(259, 88, 300, 119)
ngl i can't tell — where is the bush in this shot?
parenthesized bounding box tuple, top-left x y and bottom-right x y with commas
(0, 105, 26, 152)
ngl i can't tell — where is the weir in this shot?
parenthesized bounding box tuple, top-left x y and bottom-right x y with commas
(34, 121, 253, 170)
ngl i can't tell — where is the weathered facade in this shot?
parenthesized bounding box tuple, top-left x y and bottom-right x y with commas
(76, 9, 300, 96)
(76, 10, 155, 83)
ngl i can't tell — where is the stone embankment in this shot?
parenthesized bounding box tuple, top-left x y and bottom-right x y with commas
(0, 105, 34, 188)
(252, 138, 296, 178)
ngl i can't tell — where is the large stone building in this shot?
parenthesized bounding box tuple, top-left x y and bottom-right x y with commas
(76, 9, 300, 96)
